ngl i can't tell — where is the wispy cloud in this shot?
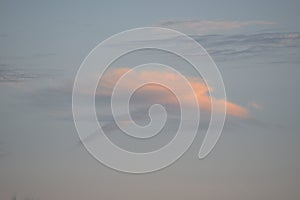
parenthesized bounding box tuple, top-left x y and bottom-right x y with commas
(0, 64, 38, 83)
(192, 32, 300, 60)
(157, 20, 274, 34)
(0, 63, 60, 85)
(97, 68, 249, 118)
(39, 67, 249, 121)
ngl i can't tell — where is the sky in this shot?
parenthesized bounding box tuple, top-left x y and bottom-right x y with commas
(0, 0, 300, 199)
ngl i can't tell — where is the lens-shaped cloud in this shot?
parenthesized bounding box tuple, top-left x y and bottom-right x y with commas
(97, 67, 248, 118)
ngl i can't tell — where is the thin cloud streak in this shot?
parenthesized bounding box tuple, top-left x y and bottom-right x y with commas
(157, 20, 274, 34)
(0, 65, 38, 83)
(192, 32, 300, 60)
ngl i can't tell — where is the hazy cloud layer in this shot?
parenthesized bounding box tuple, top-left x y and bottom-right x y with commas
(13, 30, 300, 123)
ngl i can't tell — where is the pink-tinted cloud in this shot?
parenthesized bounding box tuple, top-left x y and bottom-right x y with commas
(98, 68, 249, 118)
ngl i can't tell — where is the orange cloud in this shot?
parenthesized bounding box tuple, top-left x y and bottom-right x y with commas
(98, 68, 249, 118)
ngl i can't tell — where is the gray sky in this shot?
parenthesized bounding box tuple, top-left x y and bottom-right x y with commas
(0, 1, 300, 200)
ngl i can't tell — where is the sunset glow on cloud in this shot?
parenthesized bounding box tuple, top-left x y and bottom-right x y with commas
(99, 68, 249, 118)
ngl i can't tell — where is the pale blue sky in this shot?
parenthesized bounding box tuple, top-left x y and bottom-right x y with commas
(0, 1, 300, 200)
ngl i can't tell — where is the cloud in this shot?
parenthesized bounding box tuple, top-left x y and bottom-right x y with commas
(197, 32, 300, 48)
(157, 20, 274, 34)
(97, 68, 249, 118)
(0, 64, 39, 83)
(192, 32, 300, 60)
(74, 68, 250, 146)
